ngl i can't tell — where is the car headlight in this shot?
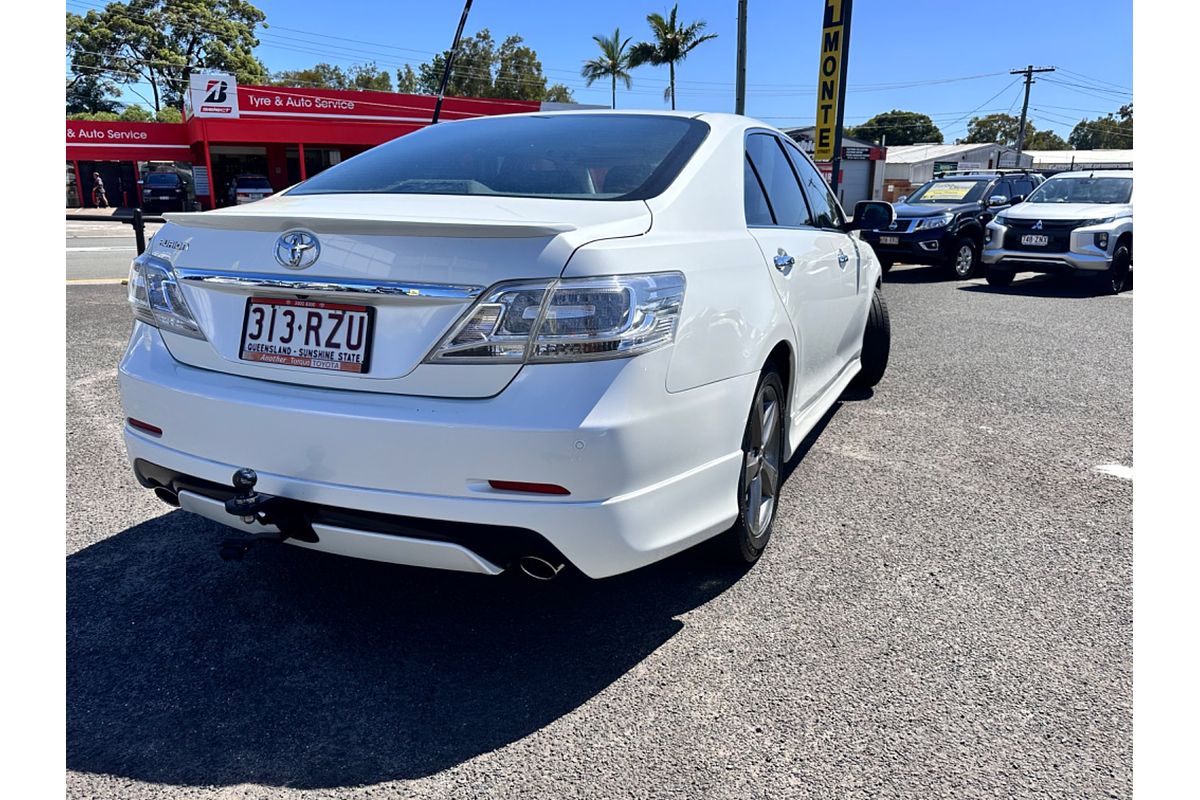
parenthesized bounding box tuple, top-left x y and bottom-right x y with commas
(1081, 216, 1116, 226)
(993, 213, 1009, 225)
(427, 272, 685, 364)
(917, 213, 954, 230)
(127, 254, 206, 339)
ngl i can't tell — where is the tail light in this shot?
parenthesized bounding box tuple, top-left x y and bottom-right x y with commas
(128, 254, 206, 340)
(426, 272, 685, 364)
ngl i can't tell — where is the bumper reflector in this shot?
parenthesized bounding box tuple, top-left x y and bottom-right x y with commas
(127, 417, 163, 437)
(488, 480, 570, 496)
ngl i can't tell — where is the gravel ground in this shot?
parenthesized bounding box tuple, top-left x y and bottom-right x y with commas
(66, 266, 1132, 799)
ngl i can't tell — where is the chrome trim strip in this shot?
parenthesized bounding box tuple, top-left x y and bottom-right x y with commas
(175, 268, 484, 302)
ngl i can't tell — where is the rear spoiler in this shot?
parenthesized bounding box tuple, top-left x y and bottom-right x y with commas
(162, 211, 577, 239)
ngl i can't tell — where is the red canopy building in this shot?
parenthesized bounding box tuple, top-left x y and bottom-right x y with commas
(66, 73, 553, 210)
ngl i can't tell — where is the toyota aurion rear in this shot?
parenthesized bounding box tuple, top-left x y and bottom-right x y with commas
(118, 111, 890, 579)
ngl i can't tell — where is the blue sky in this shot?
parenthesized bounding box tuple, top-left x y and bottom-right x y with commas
(68, 0, 1133, 142)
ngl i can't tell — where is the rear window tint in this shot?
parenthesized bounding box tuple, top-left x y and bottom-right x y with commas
(289, 114, 710, 201)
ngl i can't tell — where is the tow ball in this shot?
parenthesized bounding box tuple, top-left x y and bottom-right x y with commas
(218, 468, 317, 561)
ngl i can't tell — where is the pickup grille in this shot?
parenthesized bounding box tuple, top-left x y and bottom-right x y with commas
(1004, 219, 1080, 253)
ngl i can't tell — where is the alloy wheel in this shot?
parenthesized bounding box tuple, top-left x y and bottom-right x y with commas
(743, 383, 782, 539)
(954, 243, 975, 278)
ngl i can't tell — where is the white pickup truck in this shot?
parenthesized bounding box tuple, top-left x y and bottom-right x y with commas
(982, 170, 1133, 294)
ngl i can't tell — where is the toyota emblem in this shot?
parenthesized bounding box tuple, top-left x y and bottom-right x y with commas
(275, 230, 320, 270)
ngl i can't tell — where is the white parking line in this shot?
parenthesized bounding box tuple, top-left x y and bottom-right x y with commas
(1094, 463, 1133, 480)
(66, 278, 127, 285)
(66, 245, 136, 252)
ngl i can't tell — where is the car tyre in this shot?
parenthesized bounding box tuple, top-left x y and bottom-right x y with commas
(1102, 242, 1132, 295)
(851, 287, 891, 390)
(949, 238, 979, 279)
(985, 268, 1014, 287)
(723, 369, 786, 565)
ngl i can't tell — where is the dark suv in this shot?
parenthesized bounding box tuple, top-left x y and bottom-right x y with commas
(140, 171, 189, 213)
(860, 170, 1044, 278)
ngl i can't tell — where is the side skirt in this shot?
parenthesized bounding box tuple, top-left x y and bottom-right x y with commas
(784, 357, 861, 460)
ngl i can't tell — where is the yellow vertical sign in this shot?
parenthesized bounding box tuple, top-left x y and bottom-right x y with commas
(814, 0, 846, 162)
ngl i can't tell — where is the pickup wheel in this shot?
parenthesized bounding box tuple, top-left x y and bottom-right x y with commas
(724, 369, 785, 565)
(986, 268, 1014, 287)
(851, 287, 891, 390)
(1102, 242, 1132, 294)
(949, 237, 979, 279)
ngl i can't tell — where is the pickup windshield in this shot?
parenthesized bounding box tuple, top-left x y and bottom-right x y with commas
(289, 114, 710, 200)
(904, 179, 989, 204)
(1026, 176, 1132, 204)
(144, 173, 180, 187)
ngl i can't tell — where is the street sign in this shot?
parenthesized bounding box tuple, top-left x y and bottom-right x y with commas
(814, 0, 850, 162)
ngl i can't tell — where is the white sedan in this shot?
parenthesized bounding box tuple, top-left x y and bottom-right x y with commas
(119, 110, 893, 580)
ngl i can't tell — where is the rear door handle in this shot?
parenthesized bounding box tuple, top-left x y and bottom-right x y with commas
(774, 249, 795, 271)
(837, 250, 850, 267)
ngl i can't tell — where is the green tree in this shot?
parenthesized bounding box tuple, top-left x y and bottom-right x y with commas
(964, 113, 1032, 148)
(581, 28, 633, 109)
(348, 62, 392, 92)
(119, 105, 153, 121)
(66, 0, 268, 112)
(395, 64, 418, 94)
(628, 4, 717, 110)
(66, 74, 122, 114)
(416, 29, 567, 102)
(1025, 129, 1069, 150)
(848, 109, 943, 145)
(1069, 104, 1133, 149)
(155, 105, 183, 123)
(273, 63, 349, 89)
(544, 83, 576, 103)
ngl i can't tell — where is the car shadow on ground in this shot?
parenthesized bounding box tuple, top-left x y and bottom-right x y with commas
(957, 272, 1131, 299)
(67, 512, 750, 789)
(881, 264, 953, 284)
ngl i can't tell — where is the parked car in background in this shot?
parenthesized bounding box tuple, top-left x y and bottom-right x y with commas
(228, 174, 274, 205)
(120, 111, 893, 580)
(141, 171, 188, 213)
(859, 170, 1044, 278)
(982, 170, 1133, 293)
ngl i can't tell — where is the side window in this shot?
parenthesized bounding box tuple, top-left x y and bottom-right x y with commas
(744, 156, 775, 226)
(786, 145, 844, 230)
(745, 134, 812, 227)
(1012, 179, 1034, 199)
(993, 181, 1013, 202)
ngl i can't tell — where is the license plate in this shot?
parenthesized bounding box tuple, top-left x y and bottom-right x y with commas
(880, 235, 900, 245)
(239, 297, 374, 373)
(1021, 234, 1049, 246)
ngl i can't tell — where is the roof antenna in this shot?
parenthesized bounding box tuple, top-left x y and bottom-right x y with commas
(431, 0, 475, 125)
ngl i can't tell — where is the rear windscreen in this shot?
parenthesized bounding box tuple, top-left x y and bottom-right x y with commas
(288, 114, 710, 201)
(238, 178, 272, 190)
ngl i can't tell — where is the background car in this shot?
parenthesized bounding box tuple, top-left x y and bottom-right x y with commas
(121, 111, 893, 580)
(140, 171, 188, 213)
(227, 174, 274, 205)
(859, 170, 1043, 278)
(982, 170, 1133, 293)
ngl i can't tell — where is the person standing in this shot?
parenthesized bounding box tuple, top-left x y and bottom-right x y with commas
(92, 173, 109, 208)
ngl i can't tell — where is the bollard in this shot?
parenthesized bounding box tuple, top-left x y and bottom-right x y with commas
(133, 208, 146, 255)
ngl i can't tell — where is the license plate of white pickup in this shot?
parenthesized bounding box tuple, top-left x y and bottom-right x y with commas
(879, 235, 900, 245)
(1021, 234, 1049, 246)
(239, 297, 374, 374)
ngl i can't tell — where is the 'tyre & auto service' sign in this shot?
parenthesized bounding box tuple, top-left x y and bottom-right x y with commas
(188, 73, 240, 118)
(814, 0, 849, 162)
(66, 120, 191, 160)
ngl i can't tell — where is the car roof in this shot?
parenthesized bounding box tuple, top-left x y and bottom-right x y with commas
(1046, 169, 1133, 179)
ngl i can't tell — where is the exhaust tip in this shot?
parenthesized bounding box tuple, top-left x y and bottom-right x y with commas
(154, 486, 180, 507)
(518, 555, 565, 581)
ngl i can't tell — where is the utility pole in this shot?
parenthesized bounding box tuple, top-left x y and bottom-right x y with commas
(432, 0, 474, 124)
(1010, 64, 1055, 156)
(735, 0, 748, 115)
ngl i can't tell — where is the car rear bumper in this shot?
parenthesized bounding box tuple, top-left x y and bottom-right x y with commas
(118, 323, 755, 578)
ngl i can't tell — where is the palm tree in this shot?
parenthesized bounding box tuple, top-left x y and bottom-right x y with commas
(581, 28, 633, 109)
(628, 4, 718, 110)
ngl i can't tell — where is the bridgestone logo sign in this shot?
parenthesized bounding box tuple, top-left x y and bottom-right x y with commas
(189, 73, 240, 119)
(814, 1, 848, 162)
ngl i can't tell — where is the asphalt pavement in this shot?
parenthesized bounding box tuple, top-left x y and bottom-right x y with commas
(66, 266, 1132, 799)
(66, 220, 161, 281)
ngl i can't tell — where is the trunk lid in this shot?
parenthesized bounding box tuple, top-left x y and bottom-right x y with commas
(152, 193, 651, 397)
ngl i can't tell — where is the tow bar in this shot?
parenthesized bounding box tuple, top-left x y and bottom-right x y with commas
(218, 468, 317, 561)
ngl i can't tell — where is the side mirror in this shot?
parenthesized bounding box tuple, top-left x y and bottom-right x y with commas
(896, 195, 908, 204)
(987, 195, 1009, 207)
(847, 200, 895, 232)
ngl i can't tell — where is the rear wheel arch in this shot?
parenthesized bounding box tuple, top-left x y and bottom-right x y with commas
(762, 340, 794, 447)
